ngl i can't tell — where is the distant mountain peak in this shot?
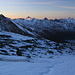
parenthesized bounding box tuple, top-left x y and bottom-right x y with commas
(26, 16, 32, 20)
(43, 17, 48, 20)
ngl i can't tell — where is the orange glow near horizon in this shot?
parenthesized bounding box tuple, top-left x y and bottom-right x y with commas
(2, 11, 75, 19)
(4, 14, 75, 19)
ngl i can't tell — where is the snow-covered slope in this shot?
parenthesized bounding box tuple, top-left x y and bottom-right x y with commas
(1, 14, 75, 75)
(0, 14, 33, 36)
(0, 31, 75, 57)
(47, 55, 75, 75)
(12, 17, 75, 31)
(0, 14, 75, 57)
(0, 14, 75, 42)
(0, 55, 75, 75)
(12, 17, 75, 42)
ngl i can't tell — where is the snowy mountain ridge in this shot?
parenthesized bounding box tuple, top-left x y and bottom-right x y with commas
(0, 14, 75, 42)
(0, 14, 75, 57)
(0, 14, 75, 75)
(12, 17, 75, 31)
(12, 16, 75, 42)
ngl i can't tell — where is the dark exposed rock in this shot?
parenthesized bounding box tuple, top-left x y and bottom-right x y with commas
(16, 48, 22, 56)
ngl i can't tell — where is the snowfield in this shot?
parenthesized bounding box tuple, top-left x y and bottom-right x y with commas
(0, 55, 75, 75)
(50, 57, 75, 75)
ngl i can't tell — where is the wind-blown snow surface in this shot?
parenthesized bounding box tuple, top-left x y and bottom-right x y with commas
(0, 55, 75, 75)
(47, 55, 75, 75)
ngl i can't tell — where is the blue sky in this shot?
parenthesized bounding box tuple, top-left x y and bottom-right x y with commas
(0, 0, 75, 19)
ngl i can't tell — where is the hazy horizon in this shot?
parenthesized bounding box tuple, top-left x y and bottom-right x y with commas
(1, 14, 75, 20)
(0, 0, 75, 19)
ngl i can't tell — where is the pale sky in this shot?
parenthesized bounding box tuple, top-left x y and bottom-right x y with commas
(0, 0, 75, 19)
